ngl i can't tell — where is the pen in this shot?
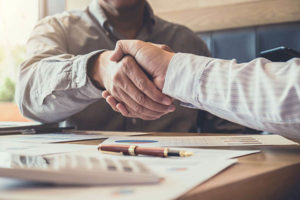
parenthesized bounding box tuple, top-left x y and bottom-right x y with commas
(98, 144, 193, 157)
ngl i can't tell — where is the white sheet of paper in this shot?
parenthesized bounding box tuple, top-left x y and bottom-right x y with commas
(66, 130, 150, 136)
(0, 133, 108, 143)
(77, 158, 237, 200)
(0, 141, 95, 155)
(102, 135, 298, 147)
(0, 152, 236, 200)
(0, 153, 160, 185)
(0, 141, 260, 200)
(0, 121, 41, 128)
(0, 131, 151, 143)
(172, 148, 259, 160)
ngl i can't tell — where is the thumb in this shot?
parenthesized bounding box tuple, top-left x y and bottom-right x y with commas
(110, 40, 142, 62)
(150, 43, 174, 53)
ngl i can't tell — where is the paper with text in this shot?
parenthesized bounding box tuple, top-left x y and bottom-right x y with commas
(102, 135, 298, 147)
(0, 141, 95, 155)
(0, 152, 236, 200)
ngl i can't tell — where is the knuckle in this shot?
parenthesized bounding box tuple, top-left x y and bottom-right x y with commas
(152, 91, 163, 101)
(111, 87, 118, 95)
(121, 56, 132, 68)
(135, 40, 146, 48)
(121, 57, 134, 75)
(137, 79, 146, 90)
(161, 44, 168, 50)
(133, 104, 143, 113)
(122, 83, 129, 91)
(116, 40, 121, 47)
(112, 73, 121, 83)
(135, 94, 145, 104)
(122, 62, 130, 72)
(135, 40, 144, 48)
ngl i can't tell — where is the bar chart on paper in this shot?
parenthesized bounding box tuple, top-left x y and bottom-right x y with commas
(103, 135, 298, 147)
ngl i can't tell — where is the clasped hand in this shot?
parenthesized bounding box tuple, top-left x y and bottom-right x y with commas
(89, 40, 175, 120)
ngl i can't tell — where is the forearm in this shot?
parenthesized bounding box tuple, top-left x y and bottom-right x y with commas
(163, 53, 300, 138)
(16, 51, 103, 123)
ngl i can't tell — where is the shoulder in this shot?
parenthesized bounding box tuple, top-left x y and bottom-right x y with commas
(39, 11, 87, 26)
(152, 16, 210, 56)
(32, 9, 97, 44)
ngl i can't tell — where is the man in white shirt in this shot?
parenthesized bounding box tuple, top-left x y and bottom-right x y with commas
(102, 40, 300, 139)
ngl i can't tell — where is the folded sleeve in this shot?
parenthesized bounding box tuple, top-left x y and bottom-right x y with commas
(16, 16, 103, 123)
(163, 53, 300, 139)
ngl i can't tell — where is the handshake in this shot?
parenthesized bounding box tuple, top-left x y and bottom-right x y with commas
(89, 40, 176, 120)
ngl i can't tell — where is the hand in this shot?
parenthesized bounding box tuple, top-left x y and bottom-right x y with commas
(102, 41, 175, 117)
(111, 40, 174, 90)
(88, 50, 175, 120)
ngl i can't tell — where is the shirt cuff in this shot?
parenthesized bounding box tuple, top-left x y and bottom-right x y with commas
(73, 50, 105, 99)
(162, 53, 212, 107)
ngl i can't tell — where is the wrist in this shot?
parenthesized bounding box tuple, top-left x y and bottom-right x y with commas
(156, 52, 174, 90)
(87, 51, 112, 89)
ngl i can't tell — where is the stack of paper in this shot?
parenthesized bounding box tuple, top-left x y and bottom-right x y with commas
(0, 144, 259, 200)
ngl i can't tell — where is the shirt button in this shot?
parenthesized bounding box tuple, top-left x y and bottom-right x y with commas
(51, 94, 56, 99)
(132, 119, 137, 125)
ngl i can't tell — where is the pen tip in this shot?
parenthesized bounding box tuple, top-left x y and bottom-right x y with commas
(185, 152, 193, 157)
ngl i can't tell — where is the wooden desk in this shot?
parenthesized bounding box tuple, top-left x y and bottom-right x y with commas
(70, 132, 300, 200)
(1, 132, 300, 200)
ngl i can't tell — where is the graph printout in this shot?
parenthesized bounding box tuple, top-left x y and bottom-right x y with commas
(103, 135, 298, 147)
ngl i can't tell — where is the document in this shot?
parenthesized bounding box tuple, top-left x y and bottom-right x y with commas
(0, 153, 236, 200)
(76, 159, 237, 200)
(65, 130, 150, 136)
(0, 153, 160, 185)
(0, 133, 108, 143)
(0, 141, 95, 155)
(0, 132, 150, 143)
(0, 121, 41, 128)
(102, 135, 298, 147)
(0, 144, 260, 200)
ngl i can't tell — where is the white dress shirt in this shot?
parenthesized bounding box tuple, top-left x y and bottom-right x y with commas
(163, 53, 300, 139)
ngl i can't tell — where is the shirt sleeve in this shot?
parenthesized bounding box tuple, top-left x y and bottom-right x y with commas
(16, 16, 103, 123)
(163, 53, 300, 139)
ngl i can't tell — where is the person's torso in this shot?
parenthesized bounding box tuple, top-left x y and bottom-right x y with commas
(58, 9, 205, 132)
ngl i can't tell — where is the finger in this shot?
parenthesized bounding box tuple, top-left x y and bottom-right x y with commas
(102, 90, 110, 99)
(106, 95, 164, 120)
(106, 96, 119, 112)
(105, 93, 167, 120)
(121, 56, 172, 106)
(149, 43, 173, 53)
(116, 103, 129, 116)
(105, 94, 163, 120)
(110, 40, 143, 62)
(118, 69, 174, 113)
(117, 103, 161, 120)
(106, 96, 138, 118)
(106, 92, 168, 120)
(117, 88, 166, 120)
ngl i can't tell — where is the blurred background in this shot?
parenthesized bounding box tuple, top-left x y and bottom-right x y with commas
(0, 0, 299, 122)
